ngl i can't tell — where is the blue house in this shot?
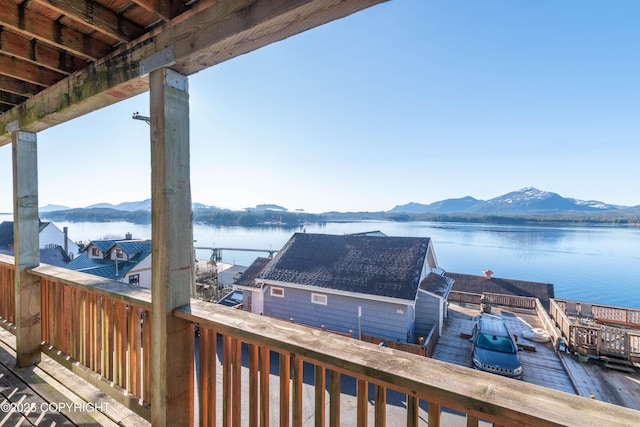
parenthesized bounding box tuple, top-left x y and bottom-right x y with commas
(65, 235, 152, 288)
(235, 232, 450, 343)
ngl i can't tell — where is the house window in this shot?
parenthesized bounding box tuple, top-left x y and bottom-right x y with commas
(270, 287, 284, 297)
(115, 248, 123, 258)
(91, 247, 100, 257)
(129, 274, 140, 286)
(311, 293, 327, 305)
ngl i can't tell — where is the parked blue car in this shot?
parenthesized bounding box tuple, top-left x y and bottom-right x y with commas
(471, 315, 523, 380)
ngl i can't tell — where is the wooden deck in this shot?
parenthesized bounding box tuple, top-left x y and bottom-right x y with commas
(0, 328, 149, 426)
(434, 302, 640, 411)
(433, 302, 577, 395)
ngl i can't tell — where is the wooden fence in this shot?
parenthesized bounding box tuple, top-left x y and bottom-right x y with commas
(448, 290, 537, 310)
(550, 298, 640, 360)
(361, 333, 426, 356)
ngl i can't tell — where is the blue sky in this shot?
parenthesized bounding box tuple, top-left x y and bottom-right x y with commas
(1, 0, 639, 213)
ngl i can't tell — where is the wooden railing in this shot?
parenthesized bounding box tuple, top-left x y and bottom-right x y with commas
(1, 257, 640, 425)
(177, 299, 640, 427)
(448, 290, 538, 310)
(550, 298, 640, 360)
(31, 264, 152, 420)
(0, 255, 15, 326)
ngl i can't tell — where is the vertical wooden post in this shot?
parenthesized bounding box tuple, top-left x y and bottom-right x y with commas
(12, 130, 41, 367)
(150, 67, 194, 426)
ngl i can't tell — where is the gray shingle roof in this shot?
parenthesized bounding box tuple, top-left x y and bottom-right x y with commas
(419, 272, 453, 297)
(445, 272, 555, 309)
(259, 233, 431, 301)
(235, 257, 272, 288)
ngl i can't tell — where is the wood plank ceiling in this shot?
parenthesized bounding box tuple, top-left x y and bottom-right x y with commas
(0, 0, 190, 113)
(0, 0, 386, 146)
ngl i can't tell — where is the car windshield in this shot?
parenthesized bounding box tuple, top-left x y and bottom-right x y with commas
(476, 333, 516, 354)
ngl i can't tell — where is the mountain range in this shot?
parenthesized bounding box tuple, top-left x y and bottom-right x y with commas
(38, 187, 637, 216)
(388, 187, 632, 215)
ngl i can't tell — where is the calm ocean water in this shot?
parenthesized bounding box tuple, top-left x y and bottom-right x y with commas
(2, 214, 639, 309)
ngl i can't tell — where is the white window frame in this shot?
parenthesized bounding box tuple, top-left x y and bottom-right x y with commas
(270, 287, 284, 298)
(311, 293, 327, 305)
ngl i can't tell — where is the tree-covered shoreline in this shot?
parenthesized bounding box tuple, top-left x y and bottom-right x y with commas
(39, 207, 640, 228)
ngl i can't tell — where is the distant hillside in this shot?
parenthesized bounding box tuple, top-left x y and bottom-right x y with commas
(39, 204, 71, 212)
(42, 208, 151, 224)
(35, 188, 639, 226)
(390, 196, 479, 214)
(245, 204, 288, 212)
(86, 199, 151, 212)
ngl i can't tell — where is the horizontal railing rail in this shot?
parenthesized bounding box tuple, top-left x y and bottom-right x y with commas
(176, 299, 640, 427)
(448, 290, 538, 310)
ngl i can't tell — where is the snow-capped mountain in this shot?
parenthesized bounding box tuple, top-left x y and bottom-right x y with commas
(390, 187, 622, 214)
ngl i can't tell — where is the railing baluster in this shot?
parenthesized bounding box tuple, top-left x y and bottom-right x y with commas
(292, 356, 303, 427)
(329, 370, 340, 427)
(199, 327, 211, 427)
(142, 309, 151, 405)
(96, 296, 103, 376)
(129, 305, 141, 396)
(105, 298, 114, 381)
(428, 402, 440, 427)
(232, 337, 242, 427)
(248, 343, 259, 427)
(357, 378, 368, 426)
(406, 395, 418, 427)
(374, 384, 386, 427)
(260, 346, 270, 427)
(222, 335, 232, 427)
(280, 352, 291, 426)
(314, 365, 326, 427)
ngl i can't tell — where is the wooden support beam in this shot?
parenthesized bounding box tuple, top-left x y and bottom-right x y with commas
(0, 0, 111, 60)
(0, 55, 65, 87)
(30, 0, 145, 42)
(129, 0, 186, 22)
(0, 75, 44, 97)
(0, 28, 86, 75)
(149, 67, 194, 427)
(0, 0, 387, 145)
(12, 130, 41, 367)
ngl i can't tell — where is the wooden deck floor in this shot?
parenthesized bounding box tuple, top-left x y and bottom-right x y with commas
(432, 302, 575, 395)
(433, 302, 640, 411)
(0, 329, 149, 426)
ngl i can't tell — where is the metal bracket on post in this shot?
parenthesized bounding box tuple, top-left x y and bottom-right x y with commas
(7, 120, 20, 133)
(165, 69, 188, 93)
(139, 46, 176, 76)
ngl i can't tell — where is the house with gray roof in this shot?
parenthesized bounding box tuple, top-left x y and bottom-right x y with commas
(235, 232, 445, 343)
(65, 236, 152, 287)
